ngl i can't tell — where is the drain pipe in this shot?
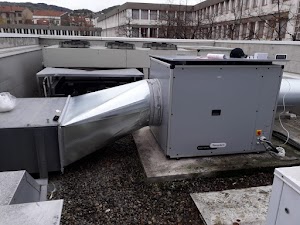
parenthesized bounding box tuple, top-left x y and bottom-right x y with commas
(58, 79, 162, 167)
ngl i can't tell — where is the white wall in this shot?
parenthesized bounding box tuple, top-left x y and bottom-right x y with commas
(0, 47, 43, 97)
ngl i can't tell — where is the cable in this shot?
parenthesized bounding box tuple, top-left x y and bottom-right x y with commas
(49, 182, 56, 200)
(259, 135, 298, 161)
(278, 78, 291, 146)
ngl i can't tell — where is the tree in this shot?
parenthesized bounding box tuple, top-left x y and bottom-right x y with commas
(157, 3, 202, 39)
(246, 0, 298, 40)
(116, 16, 133, 37)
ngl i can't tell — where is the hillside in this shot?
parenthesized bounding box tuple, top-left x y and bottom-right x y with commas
(0, 1, 72, 12)
(0, 2, 121, 17)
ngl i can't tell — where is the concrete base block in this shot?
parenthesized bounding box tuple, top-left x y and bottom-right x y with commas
(0, 171, 42, 205)
(133, 127, 300, 181)
(190, 186, 271, 225)
(0, 200, 63, 225)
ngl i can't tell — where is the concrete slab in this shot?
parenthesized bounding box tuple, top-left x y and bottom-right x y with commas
(133, 127, 300, 181)
(0, 200, 63, 225)
(273, 118, 300, 150)
(190, 186, 271, 225)
(35, 179, 48, 201)
(0, 171, 41, 205)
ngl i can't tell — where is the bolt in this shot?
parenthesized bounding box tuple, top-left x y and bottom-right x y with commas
(285, 208, 289, 214)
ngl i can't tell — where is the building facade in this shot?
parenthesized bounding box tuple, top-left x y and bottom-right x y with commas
(33, 10, 67, 26)
(96, 0, 300, 40)
(0, 6, 33, 25)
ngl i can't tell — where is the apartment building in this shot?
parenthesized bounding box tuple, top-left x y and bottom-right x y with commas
(0, 6, 33, 25)
(96, 0, 300, 40)
(33, 10, 67, 26)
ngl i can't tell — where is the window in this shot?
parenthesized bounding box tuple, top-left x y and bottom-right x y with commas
(253, 0, 258, 8)
(168, 11, 175, 19)
(279, 19, 288, 39)
(215, 4, 219, 15)
(242, 23, 247, 39)
(225, 0, 229, 13)
(223, 25, 227, 38)
(132, 27, 139, 37)
(150, 10, 157, 20)
(236, 0, 241, 11)
(132, 9, 139, 19)
(7, 20, 10, 24)
(186, 12, 193, 20)
(177, 11, 184, 19)
(18, 12, 22, 17)
(234, 25, 240, 39)
(159, 10, 167, 20)
(258, 21, 265, 38)
(295, 15, 300, 34)
(206, 7, 209, 18)
(245, 0, 250, 9)
(198, 10, 202, 19)
(220, 3, 223, 14)
(18, 20, 22, 24)
(267, 20, 276, 39)
(141, 27, 148, 37)
(218, 26, 222, 39)
(262, 0, 267, 6)
(150, 28, 157, 37)
(249, 22, 255, 39)
(141, 10, 148, 20)
(231, 0, 235, 12)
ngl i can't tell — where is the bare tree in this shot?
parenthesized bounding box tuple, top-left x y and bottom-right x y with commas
(246, 0, 298, 40)
(116, 16, 133, 37)
(157, 3, 203, 39)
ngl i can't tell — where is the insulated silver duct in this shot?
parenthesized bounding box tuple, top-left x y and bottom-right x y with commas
(277, 78, 300, 115)
(59, 79, 161, 166)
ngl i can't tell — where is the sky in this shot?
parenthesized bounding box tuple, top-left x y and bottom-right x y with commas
(4, 0, 202, 12)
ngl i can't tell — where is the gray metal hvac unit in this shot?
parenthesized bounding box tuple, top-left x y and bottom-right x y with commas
(149, 56, 283, 158)
(36, 68, 144, 97)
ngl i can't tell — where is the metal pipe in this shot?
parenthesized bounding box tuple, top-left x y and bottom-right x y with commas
(42, 77, 48, 97)
(59, 79, 161, 166)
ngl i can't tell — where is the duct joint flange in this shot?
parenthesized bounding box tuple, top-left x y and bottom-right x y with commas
(147, 79, 162, 126)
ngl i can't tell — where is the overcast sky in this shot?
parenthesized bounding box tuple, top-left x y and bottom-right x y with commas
(5, 0, 202, 12)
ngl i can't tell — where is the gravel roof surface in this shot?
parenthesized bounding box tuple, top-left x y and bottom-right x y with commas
(49, 135, 274, 225)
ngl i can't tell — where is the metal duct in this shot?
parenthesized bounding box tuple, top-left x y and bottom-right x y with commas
(277, 78, 300, 115)
(58, 79, 161, 167)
